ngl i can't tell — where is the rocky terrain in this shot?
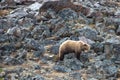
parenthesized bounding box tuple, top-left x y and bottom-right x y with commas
(0, 0, 120, 80)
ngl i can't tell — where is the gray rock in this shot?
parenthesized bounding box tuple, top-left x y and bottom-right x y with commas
(32, 25, 50, 39)
(103, 60, 113, 66)
(6, 27, 21, 37)
(33, 51, 44, 58)
(112, 18, 120, 25)
(46, 9, 57, 19)
(104, 65, 117, 76)
(27, 2, 42, 11)
(18, 18, 34, 28)
(33, 65, 41, 70)
(116, 25, 120, 35)
(40, 39, 56, 45)
(32, 75, 45, 80)
(49, 44, 59, 54)
(115, 9, 120, 16)
(0, 34, 9, 42)
(42, 29, 51, 38)
(0, 42, 15, 52)
(0, 29, 4, 34)
(77, 27, 98, 40)
(70, 35, 79, 41)
(105, 17, 120, 25)
(53, 65, 71, 72)
(80, 52, 89, 63)
(31, 27, 43, 39)
(88, 78, 98, 80)
(112, 44, 120, 60)
(55, 26, 72, 37)
(69, 71, 82, 80)
(104, 36, 120, 44)
(17, 50, 27, 60)
(94, 61, 103, 68)
(7, 8, 28, 19)
(91, 42, 104, 53)
(94, 54, 106, 61)
(64, 54, 83, 70)
(79, 36, 95, 44)
(0, 18, 16, 30)
(4, 56, 23, 65)
(58, 8, 78, 21)
(103, 36, 120, 59)
(25, 39, 45, 52)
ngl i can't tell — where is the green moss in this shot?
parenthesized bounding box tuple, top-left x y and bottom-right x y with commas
(53, 55, 59, 62)
(0, 78, 4, 80)
(0, 68, 3, 73)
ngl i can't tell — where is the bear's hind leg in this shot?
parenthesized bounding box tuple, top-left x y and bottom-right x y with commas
(59, 53, 65, 60)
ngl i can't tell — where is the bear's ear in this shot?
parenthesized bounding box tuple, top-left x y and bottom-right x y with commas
(83, 43, 90, 51)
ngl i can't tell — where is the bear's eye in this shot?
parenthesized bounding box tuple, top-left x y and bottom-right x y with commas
(83, 44, 87, 47)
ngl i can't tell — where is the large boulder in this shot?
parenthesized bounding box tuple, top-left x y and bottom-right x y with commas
(76, 27, 98, 41)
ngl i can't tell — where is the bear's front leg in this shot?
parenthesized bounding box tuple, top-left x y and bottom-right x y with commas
(76, 52, 80, 60)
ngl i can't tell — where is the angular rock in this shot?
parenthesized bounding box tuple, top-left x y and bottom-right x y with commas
(53, 65, 71, 72)
(115, 9, 120, 16)
(32, 75, 45, 80)
(25, 38, 45, 52)
(0, 18, 16, 30)
(6, 27, 21, 37)
(94, 61, 103, 69)
(91, 42, 104, 53)
(79, 36, 95, 44)
(40, 39, 56, 45)
(32, 25, 50, 39)
(54, 26, 72, 37)
(70, 35, 79, 41)
(58, 8, 78, 20)
(33, 65, 41, 70)
(105, 17, 120, 25)
(33, 50, 44, 58)
(18, 18, 34, 27)
(42, 29, 51, 38)
(112, 44, 120, 61)
(0, 29, 4, 34)
(88, 78, 98, 80)
(104, 65, 117, 76)
(4, 56, 22, 65)
(7, 8, 28, 19)
(69, 71, 82, 80)
(0, 34, 9, 42)
(116, 25, 120, 35)
(27, 2, 42, 11)
(49, 44, 59, 54)
(77, 27, 98, 40)
(0, 43, 15, 52)
(64, 54, 83, 70)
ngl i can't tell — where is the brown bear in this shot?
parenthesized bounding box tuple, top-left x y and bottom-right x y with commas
(58, 40, 90, 60)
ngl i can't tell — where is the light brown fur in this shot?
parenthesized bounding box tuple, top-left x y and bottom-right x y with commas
(59, 40, 90, 60)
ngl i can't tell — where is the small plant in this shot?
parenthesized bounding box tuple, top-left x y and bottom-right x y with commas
(53, 55, 59, 62)
(0, 68, 3, 73)
(0, 78, 4, 80)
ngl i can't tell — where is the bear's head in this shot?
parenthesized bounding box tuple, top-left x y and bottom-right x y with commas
(79, 41, 90, 52)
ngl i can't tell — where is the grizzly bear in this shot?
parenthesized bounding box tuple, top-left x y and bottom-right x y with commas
(58, 40, 90, 60)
